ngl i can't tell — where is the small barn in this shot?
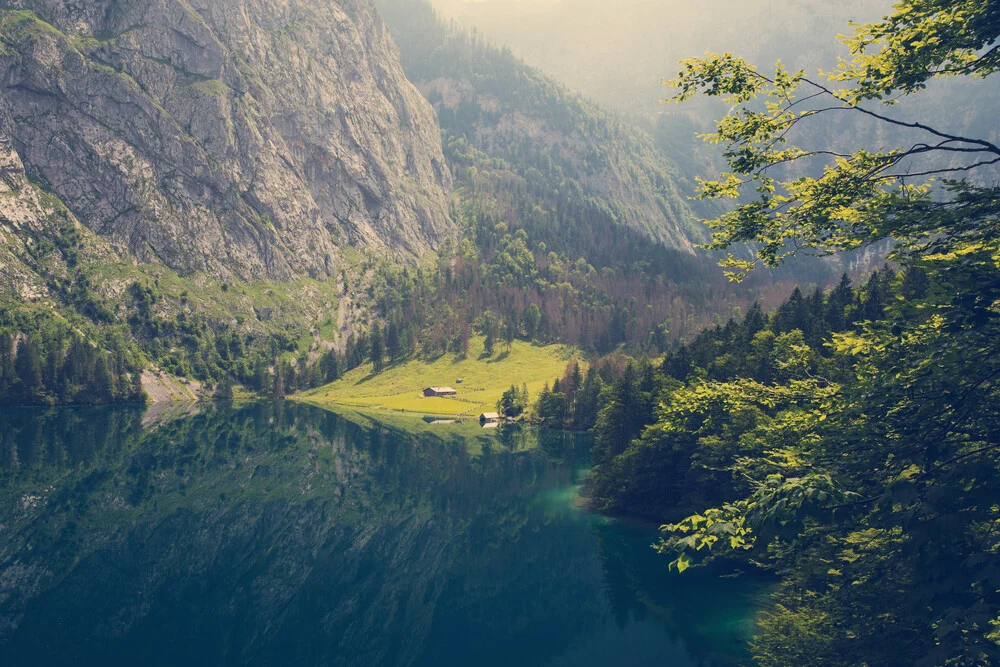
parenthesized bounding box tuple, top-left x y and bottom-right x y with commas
(423, 386, 457, 397)
(480, 411, 500, 424)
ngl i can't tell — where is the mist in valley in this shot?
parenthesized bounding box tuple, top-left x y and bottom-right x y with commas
(428, 0, 890, 112)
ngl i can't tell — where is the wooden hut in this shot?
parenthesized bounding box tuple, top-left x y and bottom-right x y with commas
(423, 387, 457, 397)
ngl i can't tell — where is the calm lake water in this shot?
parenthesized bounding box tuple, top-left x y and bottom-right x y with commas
(0, 402, 766, 667)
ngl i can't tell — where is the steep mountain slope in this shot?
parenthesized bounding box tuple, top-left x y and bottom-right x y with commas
(0, 0, 454, 280)
(0, 0, 796, 406)
(426, 0, 999, 178)
(376, 0, 706, 251)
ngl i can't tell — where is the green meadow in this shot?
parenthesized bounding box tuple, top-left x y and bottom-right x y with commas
(298, 337, 578, 417)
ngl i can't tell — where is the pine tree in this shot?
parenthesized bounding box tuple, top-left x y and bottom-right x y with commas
(90, 353, 113, 404)
(15, 337, 43, 403)
(901, 266, 930, 300)
(370, 323, 385, 374)
(502, 317, 516, 351)
(826, 274, 854, 331)
(573, 366, 603, 431)
(386, 320, 401, 361)
(483, 313, 496, 357)
(273, 361, 285, 399)
(254, 360, 272, 394)
(322, 350, 340, 383)
(592, 362, 646, 462)
(130, 370, 145, 403)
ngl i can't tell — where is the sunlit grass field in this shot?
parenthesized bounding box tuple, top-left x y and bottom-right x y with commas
(298, 336, 578, 416)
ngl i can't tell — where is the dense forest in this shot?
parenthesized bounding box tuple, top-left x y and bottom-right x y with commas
(346, 0, 844, 372)
(520, 1, 1000, 664)
(575, 256, 998, 664)
(577, 268, 900, 515)
(0, 310, 144, 406)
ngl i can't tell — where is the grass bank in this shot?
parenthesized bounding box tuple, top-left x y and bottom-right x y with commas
(298, 336, 578, 417)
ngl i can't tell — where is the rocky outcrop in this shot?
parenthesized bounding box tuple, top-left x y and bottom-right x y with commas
(0, 100, 62, 300)
(0, 1, 454, 280)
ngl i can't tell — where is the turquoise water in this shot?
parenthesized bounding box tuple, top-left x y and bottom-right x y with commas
(0, 402, 767, 667)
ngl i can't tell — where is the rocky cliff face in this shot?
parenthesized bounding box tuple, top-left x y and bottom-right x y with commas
(0, 1, 454, 280)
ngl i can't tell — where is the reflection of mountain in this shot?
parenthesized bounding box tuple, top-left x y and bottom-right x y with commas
(0, 403, 761, 667)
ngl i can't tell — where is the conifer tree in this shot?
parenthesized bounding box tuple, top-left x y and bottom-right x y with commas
(15, 338, 42, 402)
(370, 323, 385, 374)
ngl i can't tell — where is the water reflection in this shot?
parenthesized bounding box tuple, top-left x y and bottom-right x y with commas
(0, 402, 764, 667)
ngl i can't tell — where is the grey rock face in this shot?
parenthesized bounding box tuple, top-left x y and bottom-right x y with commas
(0, 1, 454, 279)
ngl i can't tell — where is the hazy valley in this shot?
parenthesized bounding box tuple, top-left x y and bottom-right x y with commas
(1, 1, 999, 665)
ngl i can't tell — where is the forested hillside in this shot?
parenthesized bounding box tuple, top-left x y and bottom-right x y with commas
(378, 0, 704, 251)
(0, 0, 821, 407)
(584, 268, 902, 520)
(0, 0, 452, 405)
(4, 0, 1000, 664)
(429, 0, 881, 113)
(358, 0, 830, 360)
(430, 0, 1000, 188)
(530, 1, 1000, 664)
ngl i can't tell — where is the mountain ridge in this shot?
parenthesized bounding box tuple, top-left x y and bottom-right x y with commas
(0, 0, 454, 280)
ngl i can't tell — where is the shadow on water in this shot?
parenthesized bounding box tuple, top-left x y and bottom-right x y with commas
(0, 402, 770, 667)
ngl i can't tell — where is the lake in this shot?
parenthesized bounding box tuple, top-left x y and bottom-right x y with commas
(0, 401, 767, 667)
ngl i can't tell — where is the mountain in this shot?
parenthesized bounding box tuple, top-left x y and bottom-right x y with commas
(0, 0, 800, 406)
(376, 0, 706, 252)
(425, 0, 1000, 178)
(428, 0, 883, 113)
(0, 0, 453, 281)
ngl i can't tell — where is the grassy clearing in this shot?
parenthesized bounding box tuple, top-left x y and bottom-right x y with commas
(299, 336, 579, 416)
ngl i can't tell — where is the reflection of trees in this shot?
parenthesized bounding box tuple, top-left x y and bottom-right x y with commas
(0, 403, 599, 666)
(0, 403, 759, 667)
(0, 406, 146, 472)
